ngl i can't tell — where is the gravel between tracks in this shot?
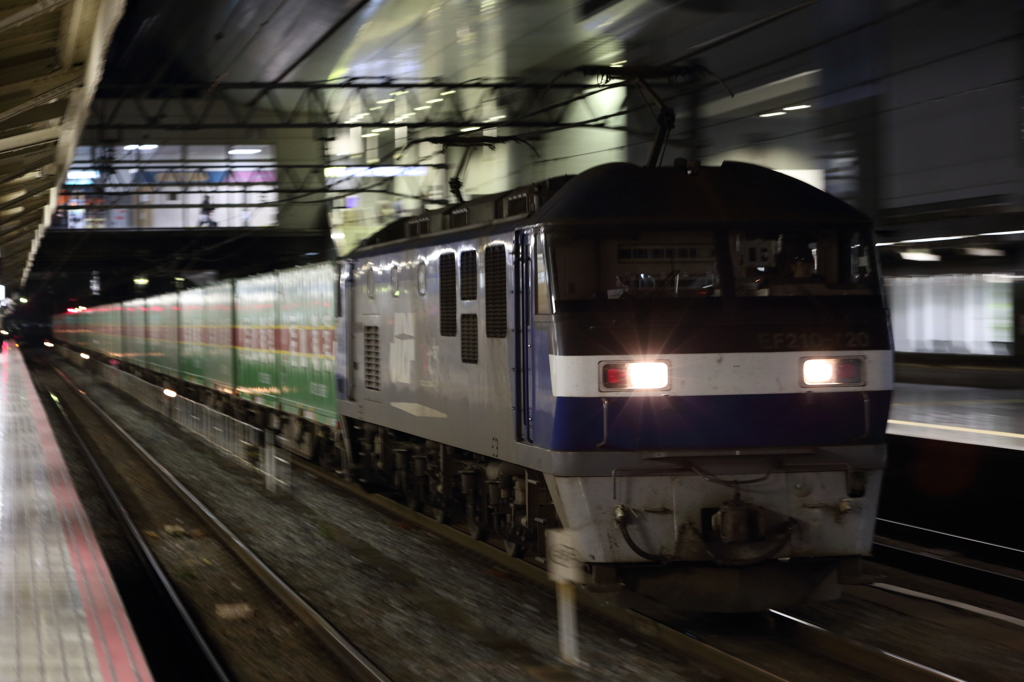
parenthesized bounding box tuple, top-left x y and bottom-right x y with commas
(55, 358, 725, 682)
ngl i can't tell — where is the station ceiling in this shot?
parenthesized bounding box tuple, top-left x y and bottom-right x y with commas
(0, 0, 125, 296)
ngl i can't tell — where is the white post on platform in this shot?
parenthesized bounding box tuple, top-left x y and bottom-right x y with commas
(556, 581, 580, 666)
(546, 528, 585, 667)
(263, 428, 277, 492)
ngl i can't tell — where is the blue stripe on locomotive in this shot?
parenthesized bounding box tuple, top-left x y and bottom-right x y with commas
(529, 337, 891, 451)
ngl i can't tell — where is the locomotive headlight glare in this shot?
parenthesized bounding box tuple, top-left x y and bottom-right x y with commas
(802, 359, 834, 385)
(801, 357, 865, 386)
(602, 361, 669, 390)
(627, 362, 669, 389)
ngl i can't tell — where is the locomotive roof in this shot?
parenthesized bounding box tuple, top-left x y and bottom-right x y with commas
(350, 161, 868, 258)
(531, 161, 868, 226)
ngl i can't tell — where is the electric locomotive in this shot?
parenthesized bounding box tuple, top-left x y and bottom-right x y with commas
(53, 160, 892, 614)
(337, 160, 892, 613)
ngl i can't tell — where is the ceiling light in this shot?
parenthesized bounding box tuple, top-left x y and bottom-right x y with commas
(486, 115, 506, 121)
(391, 90, 409, 96)
(377, 98, 395, 104)
(610, 60, 627, 67)
(138, 144, 159, 150)
(964, 247, 1005, 257)
(899, 235, 969, 244)
(228, 148, 262, 155)
(123, 144, 139, 150)
(759, 111, 786, 118)
(460, 127, 480, 132)
(331, 231, 346, 240)
(18, 297, 27, 303)
(426, 98, 443, 104)
(783, 104, 811, 111)
(898, 251, 941, 262)
(362, 133, 379, 138)
(370, 106, 382, 111)
(415, 106, 431, 111)
(441, 91, 456, 96)
(371, 128, 388, 132)
(133, 277, 149, 285)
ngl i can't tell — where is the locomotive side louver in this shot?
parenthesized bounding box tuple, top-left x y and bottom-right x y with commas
(364, 326, 381, 390)
(461, 314, 478, 363)
(484, 245, 507, 338)
(440, 253, 457, 336)
(460, 251, 478, 300)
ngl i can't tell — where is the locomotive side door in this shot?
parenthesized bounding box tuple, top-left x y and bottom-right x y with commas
(514, 229, 535, 442)
(335, 259, 356, 402)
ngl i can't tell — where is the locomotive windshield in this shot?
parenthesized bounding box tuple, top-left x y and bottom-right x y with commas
(546, 226, 877, 310)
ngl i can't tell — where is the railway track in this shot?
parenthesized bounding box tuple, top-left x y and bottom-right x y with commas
(45, 352, 987, 682)
(289, 456, 967, 682)
(33, 357, 391, 682)
(872, 519, 1024, 603)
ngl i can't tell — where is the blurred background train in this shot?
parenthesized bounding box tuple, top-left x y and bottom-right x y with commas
(53, 161, 893, 613)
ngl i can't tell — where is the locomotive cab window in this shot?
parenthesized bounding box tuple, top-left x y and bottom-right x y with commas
(730, 229, 877, 297)
(547, 229, 720, 310)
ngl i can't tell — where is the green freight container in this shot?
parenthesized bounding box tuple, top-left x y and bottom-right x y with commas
(146, 292, 180, 377)
(204, 281, 234, 391)
(235, 272, 279, 408)
(180, 288, 205, 383)
(123, 298, 147, 365)
(97, 304, 123, 358)
(278, 262, 336, 425)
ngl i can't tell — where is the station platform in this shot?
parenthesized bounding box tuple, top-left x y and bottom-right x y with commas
(0, 344, 153, 682)
(888, 382, 1024, 451)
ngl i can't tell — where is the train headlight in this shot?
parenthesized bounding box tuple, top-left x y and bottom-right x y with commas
(801, 357, 864, 386)
(601, 361, 669, 390)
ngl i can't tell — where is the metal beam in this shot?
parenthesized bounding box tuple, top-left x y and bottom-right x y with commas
(0, 75, 83, 126)
(0, 0, 69, 36)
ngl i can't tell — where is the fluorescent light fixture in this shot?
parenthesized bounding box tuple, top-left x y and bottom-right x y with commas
(964, 247, 1005, 257)
(371, 128, 388, 133)
(362, 133, 379, 138)
(390, 90, 409, 96)
(783, 104, 811, 111)
(876, 242, 895, 247)
(760, 111, 786, 117)
(123, 144, 139, 150)
(18, 297, 26, 303)
(426, 98, 443, 104)
(324, 166, 429, 178)
(163, 389, 177, 398)
(133, 277, 149, 285)
(441, 91, 456, 96)
(174, 277, 185, 281)
(43, 341, 54, 348)
(415, 106, 431, 111)
(370, 106, 382, 111)
(377, 98, 395, 104)
(898, 235, 968, 244)
(899, 251, 941, 261)
(610, 60, 627, 67)
(138, 144, 159, 150)
(331, 231, 345, 240)
(0, 330, 8, 335)
(80, 353, 90, 360)
(228, 148, 262, 155)
(460, 126, 481, 132)
(485, 115, 506, 121)
(67, 170, 100, 180)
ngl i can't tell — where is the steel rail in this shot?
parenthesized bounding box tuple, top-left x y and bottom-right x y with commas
(32, 368, 233, 682)
(50, 365, 393, 682)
